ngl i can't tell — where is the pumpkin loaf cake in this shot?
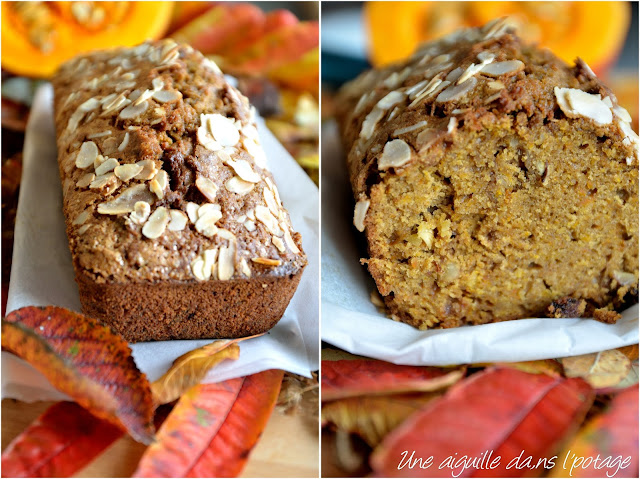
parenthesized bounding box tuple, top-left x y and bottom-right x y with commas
(52, 40, 306, 342)
(336, 19, 638, 330)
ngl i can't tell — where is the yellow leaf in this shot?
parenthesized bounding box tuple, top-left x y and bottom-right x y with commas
(561, 350, 631, 389)
(152, 340, 241, 405)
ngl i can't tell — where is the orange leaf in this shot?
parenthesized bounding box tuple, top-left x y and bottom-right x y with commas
(151, 339, 242, 405)
(371, 367, 594, 477)
(321, 360, 465, 401)
(549, 386, 638, 478)
(2, 306, 155, 444)
(134, 369, 284, 478)
(322, 392, 439, 447)
(1, 401, 123, 478)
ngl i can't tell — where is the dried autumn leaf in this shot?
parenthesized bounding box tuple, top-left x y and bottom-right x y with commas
(152, 339, 241, 405)
(2, 306, 155, 444)
(495, 359, 563, 377)
(617, 344, 639, 361)
(134, 369, 284, 478)
(371, 367, 594, 478)
(322, 392, 439, 447)
(562, 350, 632, 389)
(321, 360, 464, 401)
(1, 401, 123, 478)
(549, 386, 638, 478)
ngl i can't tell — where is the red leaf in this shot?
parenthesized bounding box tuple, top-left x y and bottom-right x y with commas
(133, 369, 284, 478)
(550, 386, 639, 478)
(2, 306, 155, 443)
(322, 360, 465, 401)
(1, 402, 123, 478)
(371, 367, 594, 478)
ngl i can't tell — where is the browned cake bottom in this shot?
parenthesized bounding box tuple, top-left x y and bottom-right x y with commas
(76, 271, 303, 342)
(364, 118, 638, 329)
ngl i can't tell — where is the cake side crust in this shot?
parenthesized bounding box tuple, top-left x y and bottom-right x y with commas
(76, 269, 304, 342)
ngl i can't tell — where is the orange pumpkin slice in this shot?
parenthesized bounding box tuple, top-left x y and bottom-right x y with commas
(1, 1, 174, 78)
(365, 1, 630, 75)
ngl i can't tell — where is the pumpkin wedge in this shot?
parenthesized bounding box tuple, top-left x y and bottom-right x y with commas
(365, 1, 630, 75)
(1, 1, 174, 78)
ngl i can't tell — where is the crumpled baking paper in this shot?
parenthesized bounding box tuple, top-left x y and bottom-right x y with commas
(321, 121, 638, 366)
(2, 84, 319, 402)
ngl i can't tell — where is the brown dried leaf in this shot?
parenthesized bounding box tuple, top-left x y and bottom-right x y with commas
(322, 392, 439, 447)
(151, 339, 242, 405)
(617, 344, 639, 361)
(277, 371, 318, 416)
(495, 359, 564, 377)
(562, 349, 632, 389)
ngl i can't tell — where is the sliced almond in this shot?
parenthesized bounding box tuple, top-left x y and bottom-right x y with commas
(114, 163, 144, 182)
(77, 224, 91, 235)
(152, 90, 182, 103)
(378, 139, 412, 170)
(119, 101, 148, 120)
(185, 202, 200, 223)
(150, 170, 169, 199)
(134, 160, 158, 180)
(118, 132, 130, 152)
(239, 257, 252, 278)
(282, 226, 301, 254)
(244, 219, 256, 231)
(224, 158, 261, 183)
(95, 157, 119, 176)
(251, 257, 281, 266)
(353, 198, 370, 232)
(436, 77, 478, 103)
(360, 107, 385, 140)
(128, 201, 151, 224)
(554, 87, 613, 126)
(218, 245, 235, 280)
(90, 172, 118, 192)
(87, 130, 112, 139)
(76, 141, 99, 169)
(191, 258, 206, 281)
(197, 124, 222, 151)
(195, 175, 218, 202)
(165, 210, 187, 232)
(376, 91, 406, 110)
(195, 213, 220, 237)
(151, 77, 165, 90)
(255, 205, 282, 236)
(198, 203, 221, 220)
(72, 209, 91, 226)
(272, 236, 286, 253)
(613, 270, 636, 286)
(480, 60, 525, 77)
(97, 184, 154, 215)
(393, 121, 428, 137)
(263, 187, 279, 215)
(76, 172, 95, 188)
(202, 248, 218, 280)
(142, 207, 170, 239)
(242, 137, 268, 169)
(225, 176, 254, 195)
(206, 113, 240, 147)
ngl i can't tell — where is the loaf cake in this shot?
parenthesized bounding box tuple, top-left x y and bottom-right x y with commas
(52, 40, 306, 342)
(336, 19, 638, 329)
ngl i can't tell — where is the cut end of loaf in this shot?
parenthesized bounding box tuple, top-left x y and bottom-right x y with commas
(364, 118, 638, 329)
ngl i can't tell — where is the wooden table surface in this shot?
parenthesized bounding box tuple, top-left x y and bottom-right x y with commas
(2, 397, 319, 478)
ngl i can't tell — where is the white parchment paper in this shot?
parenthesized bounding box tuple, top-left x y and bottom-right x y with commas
(2, 84, 319, 402)
(321, 121, 639, 365)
